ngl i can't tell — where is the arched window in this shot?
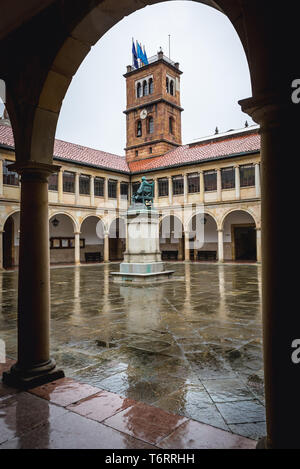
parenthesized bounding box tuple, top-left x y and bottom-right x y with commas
(143, 80, 148, 96)
(170, 80, 174, 96)
(169, 117, 174, 135)
(137, 82, 142, 98)
(148, 116, 154, 134)
(137, 120, 142, 137)
(166, 77, 169, 93)
(149, 78, 153, 94)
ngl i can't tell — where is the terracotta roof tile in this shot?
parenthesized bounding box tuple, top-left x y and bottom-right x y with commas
(128, 131, 261, 173)
(0, 123, 130, 173)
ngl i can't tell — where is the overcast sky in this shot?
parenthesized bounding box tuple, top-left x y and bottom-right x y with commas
(55, 1, 254, 156)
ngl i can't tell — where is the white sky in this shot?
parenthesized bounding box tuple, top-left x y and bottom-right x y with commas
(55, 1, 254, 156)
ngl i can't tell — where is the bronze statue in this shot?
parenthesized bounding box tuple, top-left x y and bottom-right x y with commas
(132, 176, 154, 208)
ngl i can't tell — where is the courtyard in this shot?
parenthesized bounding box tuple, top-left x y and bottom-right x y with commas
(0, 262, 265, 442)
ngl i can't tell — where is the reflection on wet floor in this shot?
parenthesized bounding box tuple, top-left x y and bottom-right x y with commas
(0, 262, 265, 440)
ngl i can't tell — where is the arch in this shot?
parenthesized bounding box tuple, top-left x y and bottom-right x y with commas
(79, 213, 107, 233)
(170, 80, 174, 96)
(221, 209, 258, 261)
(109, 217, 126, 261)
(137, 82, 142, 98)
(184, 209, 218, 233)
(49, 211, 79, 232)
(220, 207, 259, 230)
(148, 116, 154, 134)
(166, 76, 169, 94)
(80, 215, 105, 263)
(148, 77, 153, 95)
(2, 210, 20, 269)
(136, 120, 142, 137)
(142, 80, 148, 96)
(159, 214, 185, 261)
(1, 209, 20, 231)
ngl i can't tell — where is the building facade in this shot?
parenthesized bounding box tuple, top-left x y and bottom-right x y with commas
(0, 52, 261, 270)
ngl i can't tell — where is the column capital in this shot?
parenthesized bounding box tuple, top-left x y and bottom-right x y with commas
(10, 162, 61, 181)
(74, 231, 81, 236)
(217, 229, 224, 233)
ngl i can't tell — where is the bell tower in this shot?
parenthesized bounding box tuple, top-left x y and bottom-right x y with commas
(124, 50, 183, 163)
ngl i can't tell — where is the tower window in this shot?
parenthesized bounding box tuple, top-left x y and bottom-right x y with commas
(135, 150, 139, 157)
(149, 147, 152, 154)
(170, 80, 174, 96)
(166, 77, 169, 93)
(149, 78, 153, 94)
(169, 117, 174, 135)
(143, 80, 148, 96)
(148, 116, 154, 134)
(137, 83, 142, 98)
(137, 120, 142, 137)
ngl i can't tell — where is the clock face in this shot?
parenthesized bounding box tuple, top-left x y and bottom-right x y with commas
(140, 109, 147, 120)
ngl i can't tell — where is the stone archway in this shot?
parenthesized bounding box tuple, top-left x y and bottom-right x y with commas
(159, 215, 184, 261)
(2, 211, 20, 269)
(222, 209, 258, 261)
(49, 213, 76, 265)
(188, 212, 218, 261)
(109, 217, 126, 261)
(80, 215, 105, 263)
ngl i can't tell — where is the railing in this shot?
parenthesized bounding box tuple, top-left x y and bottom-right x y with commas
(134, 54, 177, 69)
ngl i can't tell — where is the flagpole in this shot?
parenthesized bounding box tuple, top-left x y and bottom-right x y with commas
(168, 34, 171, 59)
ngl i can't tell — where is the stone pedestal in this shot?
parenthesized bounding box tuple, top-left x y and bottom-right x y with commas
(111, 205, 174, 283)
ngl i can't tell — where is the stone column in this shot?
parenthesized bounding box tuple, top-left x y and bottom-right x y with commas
(58, 169, 63, 203)
(2, 162, 64, 389)
(90, 176, 95, 206)
(168, 176, 173, 206)
(0, 230, 3, 270)
(75, 172, 80, 205)
(240, 95, 300, 449)
(153, 177, 158, 205)
(256, 227, 262, 263)
(184, 232, 190, 261)
(117, 180, 121, 208)
(199, 171, 204, 203)
(74, 231, 81, 265)
(104, 178, 108, 203)
(183, 173, 188, 204)
(235, 165, 240, 200)
(255, 163, 261, 198)
(217, 169, 222, 201)
(0, 159, 3, 197)
(104, 232, 109, 262)
(218, 229, 224, 263)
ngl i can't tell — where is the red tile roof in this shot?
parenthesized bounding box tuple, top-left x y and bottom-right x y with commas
(0, 123, 130, 173)
(129, 131, 261, 173)
(0, 122, 260, 175)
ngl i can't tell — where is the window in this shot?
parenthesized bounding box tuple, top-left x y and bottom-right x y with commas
(188, 173, 200, 193)
(108, 179, 117, 199)
(166, 77, 169, 93)
(169, 117, 174, 135)
(120, 182, 129, 200)
(48, 173, 58, 191)
(158, 178, 169, 197)
(148, 116, 154, 134)
(94, 177, 104, 197)
(137, 120, 142, 137)
(149, 147, 152, 154)
(240, 164, 255, 187)
(132, 181, 140, 196)
(221, 167, 235, 189)
(143, 80, 148, 96)
(3, 160, 19, 186)
(204, 170, 217, 192)
(170, 80, 174, 96)
(135, 150, 139, 157)
(149, 78, 153, 94)
(63, 171, 75, 193)
(137, 82, 142, 98)
(172, 175, 184, 195)
(79, 174, 90, 195)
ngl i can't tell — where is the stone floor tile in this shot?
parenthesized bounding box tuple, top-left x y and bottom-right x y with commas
(202, 378, 256, 403)
(103, 402, 188, 446)
(159, 419, 256, 449)
(29, 377, 100, 407)
(215, 400, 266, 424)
(0, 392, 68, 445)
(0, 411, 157, 449)
(228, 421, 267, 441)
(67, 390, 136, 422)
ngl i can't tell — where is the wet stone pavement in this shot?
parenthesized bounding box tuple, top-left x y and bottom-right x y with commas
(0, 263, 265, 441)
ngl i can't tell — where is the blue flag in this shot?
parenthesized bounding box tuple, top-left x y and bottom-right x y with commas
(143, 45, 149, 65)
(132, 40, 138, 69)
(137, 41, 144, 65)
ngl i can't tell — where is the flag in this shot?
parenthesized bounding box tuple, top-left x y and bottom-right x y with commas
(143, 45, 149, 65)
(132, 39, 138, 69)
(137, 41, 144, 65)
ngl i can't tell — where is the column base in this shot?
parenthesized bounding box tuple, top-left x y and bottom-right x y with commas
(2, 359, 65, 390)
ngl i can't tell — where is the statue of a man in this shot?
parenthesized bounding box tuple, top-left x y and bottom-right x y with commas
(132, 176, 154, 207)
